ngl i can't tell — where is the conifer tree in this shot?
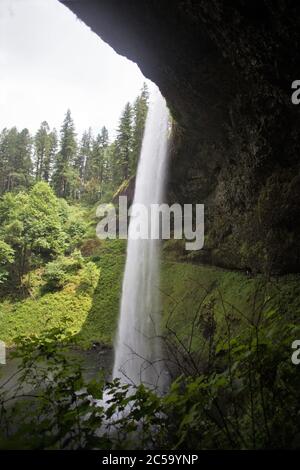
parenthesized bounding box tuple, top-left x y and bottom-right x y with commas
(17, 128, 32, 182)
(79, 128, 93, 183)
(52, 110, 77, 198)
(34, 121, 50, 181)
(44, 129, 58, 183)
(99, 126, 109, 149)
(131, 82, 149, 174)
(115, 102, 133, 184)
(0, 127, 32, 193)
(92, 126, 110, 184)
(83, 127, 111, 202)
(0, 128, 11, 194)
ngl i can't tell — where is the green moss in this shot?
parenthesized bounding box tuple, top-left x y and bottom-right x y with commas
(161, 262, 225, 352)
(75, 244, 125, 347)
(161, 260, 300, 352)
(1, 232, 300, 354)
(0, 290, 93, 347)
(0, 240, 125, 349)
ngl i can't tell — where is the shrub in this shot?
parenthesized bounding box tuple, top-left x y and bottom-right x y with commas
(0, 240, 14, 285)
(0, 240, 15, 265)
(77, 262, 100, 294)
(43, 259, 67, 291)
(71, 248, 84, 269)
(43, 252, 85, 291)
(65, 217, 87, 251)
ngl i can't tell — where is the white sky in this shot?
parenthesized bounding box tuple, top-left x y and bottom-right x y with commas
(0, 0, 150, 140)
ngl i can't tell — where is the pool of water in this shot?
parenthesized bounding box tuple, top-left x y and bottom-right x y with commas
(0, 344, 114, 395)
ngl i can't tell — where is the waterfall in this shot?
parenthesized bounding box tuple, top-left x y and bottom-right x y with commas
(113, 86, 170, 391)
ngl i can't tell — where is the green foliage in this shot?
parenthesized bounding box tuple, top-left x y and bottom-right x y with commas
(77, 262, 100, 295)
(1, 302, 300, 450)
(0, 127, 32, 195)
(52, 109, 78, 199)
(34, 121, 57, 183)
(0, 240, 14, 265)
(114, 102, 133, 184)
(0, 287, 92, 347)
(0, 240, 121, 348)
(74, 128, 92, 182)
(76, 239, 125, 347)
(112, 83, 149, 188)
(43, 259, 68, 291)
(0, 240, 14, 285)
(55, 201, 88, 252)
(71, 248, 85, 268)
(0, 329, 106, 449)
(131, 82, 149, 172)
(65, 213, 88, 251)
(81, 126, 111, 203)
(1, 236, 300, 354)
(0, 328, 163, 450)
(0, 84, 148, 206)
(0, 183, 89, 288)
(43, 251, 86, 292)
(0, 182, 67, 284)
(158, 306, 300, 450)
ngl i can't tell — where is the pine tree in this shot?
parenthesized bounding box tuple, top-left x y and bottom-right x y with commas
(16, 128, 33, 189)
(92, 126, 110, 184)
(102, 143, 114, 188)
(99, 126, 109, 149)
(52, 110, 77, 199)
(131, 82, 149, 174)
(0, 127, 32, 194)
(78, 128, 93, 183)
(82, 127, 111, 202)
(33, 123, 57, 183)
(115, 102, 133, 184)
(34, 121, 51, 181)
(44, 129, 58, 183)
(0, 128, 11, 194)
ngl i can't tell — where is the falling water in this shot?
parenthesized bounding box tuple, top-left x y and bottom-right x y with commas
(113, 86, 170, 391)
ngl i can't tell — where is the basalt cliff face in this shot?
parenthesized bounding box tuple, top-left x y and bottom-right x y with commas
(62, 0, 300, 274)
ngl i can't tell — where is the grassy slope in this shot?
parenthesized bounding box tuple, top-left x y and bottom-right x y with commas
(0, 240, 125, 348)
(161, 262, 300, 352)
(1, 234, 299, 350)
(75, 240, 125, 347)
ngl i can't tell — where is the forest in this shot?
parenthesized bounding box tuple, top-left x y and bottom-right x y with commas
(1, 0, 300, 454)
(1, 79, 300, 449)
(0, 84, 148, 287)
(0, 83, 148, 202)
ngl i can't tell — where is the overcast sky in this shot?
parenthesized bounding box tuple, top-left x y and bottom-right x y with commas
(0, 0, 150, 139)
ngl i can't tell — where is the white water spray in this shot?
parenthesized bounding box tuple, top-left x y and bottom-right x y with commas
(113, 87, 170, 391)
